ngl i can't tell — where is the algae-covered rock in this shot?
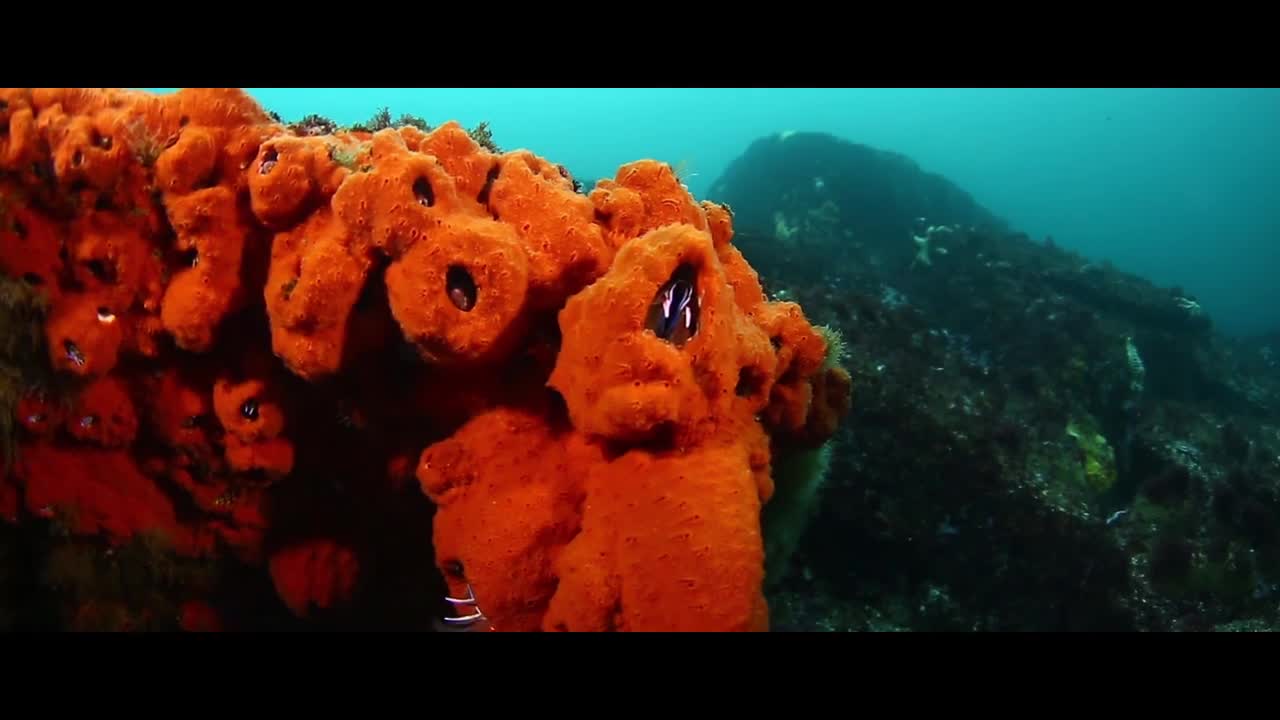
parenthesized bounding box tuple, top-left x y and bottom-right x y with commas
(713, 130, 1280, 631)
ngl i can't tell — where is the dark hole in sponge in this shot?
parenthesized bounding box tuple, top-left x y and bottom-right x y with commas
(476, 163, 500, 206)
(645, 263, 699, 348)
(72, 150, 83, 167)
(446, 265, 477, 311)
(259, 147, 278, 175)
(85, 259, 117, 284)
(240, 399, 259, 421)
(414, 176, 435, 207)
(779, 362, 802, 386)
(22, 273, 42, 286)
(13, 219, 27, 239)
(736, 366, 767, 398)
(195, 165, 221, 190)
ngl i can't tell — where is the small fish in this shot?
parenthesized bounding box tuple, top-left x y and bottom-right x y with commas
(660, 281, 694, 336)
(646, 266, 699, 347)
(435, 583, 491, 632)
(431, 615, 493, 633)
(64, 340, 85, 367)
(1105, 509, 1128, 526)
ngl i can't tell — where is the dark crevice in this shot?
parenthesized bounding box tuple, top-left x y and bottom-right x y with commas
(30, 159, 53, 183)
(354, 256, 390, 312)
(413, 176, 435, 207)
(602, 422, 677, 460)
(196, 166, 221, 190)
(779, 363, 802, 386)
(476, 163, 500, 207)
(736, 366, 767, 398)
(445, 265, 476, 311)
(84, 259, 117, 284)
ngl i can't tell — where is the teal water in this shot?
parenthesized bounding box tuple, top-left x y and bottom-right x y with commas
(147, 87, 1280, 338)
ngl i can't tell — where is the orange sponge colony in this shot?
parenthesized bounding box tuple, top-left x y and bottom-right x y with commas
(549, 223, 779, 445)
(545, 427, 773, 631)
(418, 405, 598, 631)
(0, 87, 851, 631)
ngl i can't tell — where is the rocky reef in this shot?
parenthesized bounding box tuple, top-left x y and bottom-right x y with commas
(0, 89, 849, 631)
(712, 131, 1280, 631)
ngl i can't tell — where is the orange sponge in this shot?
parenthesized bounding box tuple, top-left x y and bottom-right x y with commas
(385, 214, 531, 366)
(64, 376, 138, 448)
(417, 406, 595, 631)
(544, 433, 769, 632)
(549, 223, 775, 446)
(45, 291, 124, 377)
(487, 150, 610, 309)
(1, 87, 853, 632)
(159, 186, 261, 352)
(757, 301, 829, 436)
(269, 538, 360, 618)
(589, 160, 708, 247)
(0, 198, 64, 298)
(248, 135, 348, 229)
(264, 208, 372, 379)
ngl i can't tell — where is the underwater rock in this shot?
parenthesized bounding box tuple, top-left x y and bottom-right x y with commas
(706, 131, 1010, 274)
(711, 130, 1280, 631)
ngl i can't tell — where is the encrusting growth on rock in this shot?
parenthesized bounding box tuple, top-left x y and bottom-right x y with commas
(0, 87, 850, 631)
